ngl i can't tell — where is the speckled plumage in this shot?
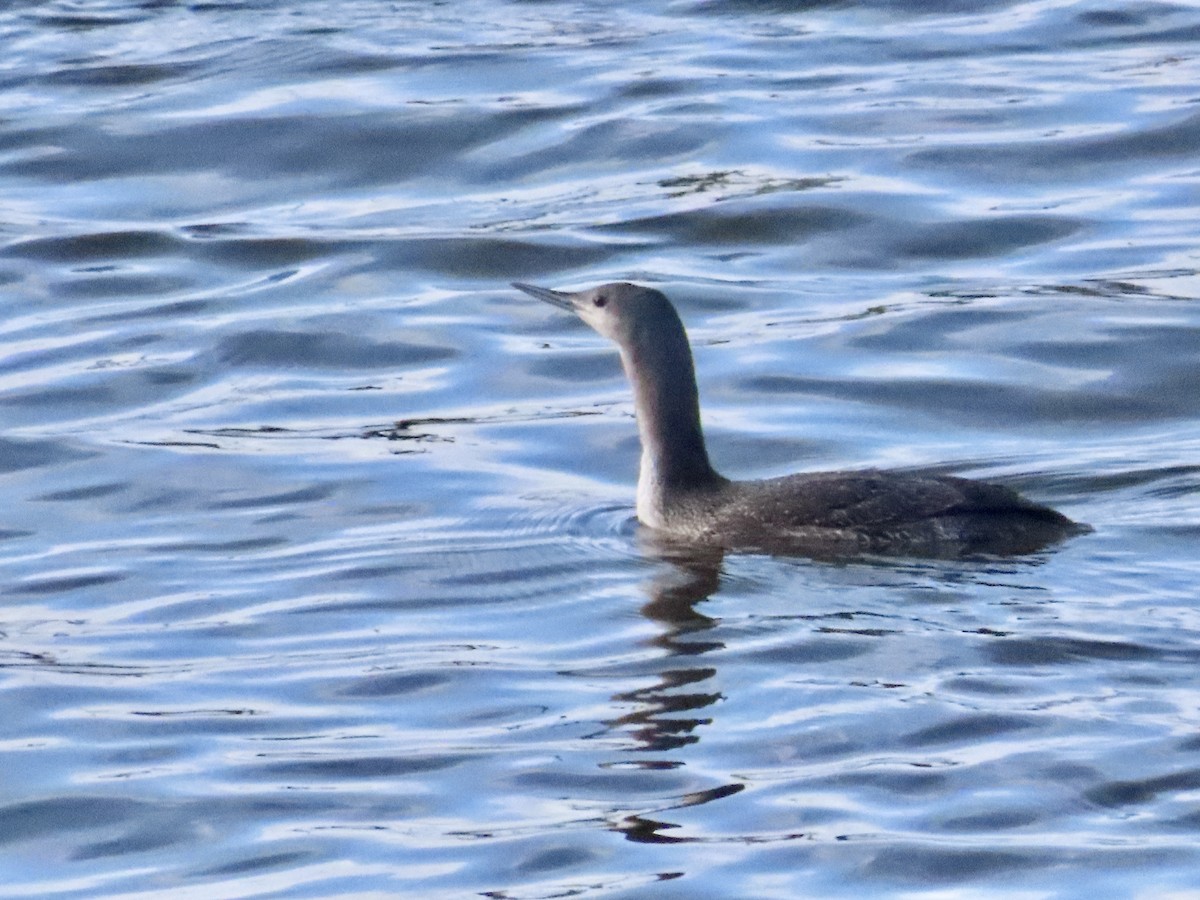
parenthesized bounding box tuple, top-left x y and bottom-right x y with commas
(513, 281, 1085, 558)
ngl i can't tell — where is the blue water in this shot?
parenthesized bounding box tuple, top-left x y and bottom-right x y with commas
(2, 1, 1199, 897)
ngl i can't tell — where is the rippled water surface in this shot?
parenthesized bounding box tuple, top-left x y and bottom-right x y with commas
(3, 1, 1200, 896)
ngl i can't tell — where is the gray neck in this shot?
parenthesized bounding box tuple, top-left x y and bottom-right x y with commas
(619, 317, 722, 524)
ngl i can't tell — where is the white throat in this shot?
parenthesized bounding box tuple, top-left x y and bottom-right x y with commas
(636, 447, 667, 528)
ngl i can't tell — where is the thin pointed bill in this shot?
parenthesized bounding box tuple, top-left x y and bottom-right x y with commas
(511, 282, 576, 311)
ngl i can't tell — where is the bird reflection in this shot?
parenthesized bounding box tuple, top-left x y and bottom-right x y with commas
(607, 665, 720, 753)
(605, 537, 725, 753)
(637, 542, 724, 658)
(601, 535, 744, 842)
(615, 783, 747, 845)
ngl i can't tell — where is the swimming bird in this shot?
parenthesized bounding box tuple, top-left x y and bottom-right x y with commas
(513, 281, 1085, 558)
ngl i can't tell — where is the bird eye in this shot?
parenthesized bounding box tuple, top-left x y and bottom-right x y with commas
(593, 295, 607, 308)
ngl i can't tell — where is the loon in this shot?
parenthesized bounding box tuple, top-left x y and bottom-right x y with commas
(513, 281, 1085, 558)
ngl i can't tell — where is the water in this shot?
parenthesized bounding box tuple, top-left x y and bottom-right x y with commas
(2, 1, 1199, 896)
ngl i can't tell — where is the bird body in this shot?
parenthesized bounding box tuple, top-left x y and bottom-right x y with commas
(513, 281, 1084, 557)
